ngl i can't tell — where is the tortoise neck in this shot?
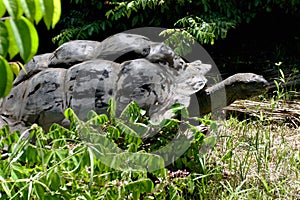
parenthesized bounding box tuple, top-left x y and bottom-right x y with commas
(197, 79, 241, 115)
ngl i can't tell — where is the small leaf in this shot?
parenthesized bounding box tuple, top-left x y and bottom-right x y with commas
(279, 69, 285, 80)
(221, 150, 233, 161)
(0, 56, 13, 97)
(126, 10, 131, 18)
(2, 0, 23, 18)
(169, 103, 189, 118)
(202, 135, 217, 147)
(126, 1, 134, 9)
(132, 15, 139, 26)
(119, 101, 142, 122)
(8, 16, 39, 63)
(17, 61, 26, 73)
(199, 135, 217, 155)
(8, 60, 26, 76)
(10, 62, 20, 75)
(210, 122, 218, 132)
(64, 108, 82, 129)
(125, 178, 154, 193)
(100, 21, 106, 31)
(0, 22, 9, 57)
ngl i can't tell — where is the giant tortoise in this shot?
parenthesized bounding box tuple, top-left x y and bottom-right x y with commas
(0, 33, 269, 131)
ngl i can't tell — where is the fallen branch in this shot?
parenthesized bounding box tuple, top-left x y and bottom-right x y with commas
(224, 99, 300, 127)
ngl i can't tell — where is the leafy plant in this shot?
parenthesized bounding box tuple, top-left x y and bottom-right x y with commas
(0, 0, 61, 97)
(54, 0, 300, 47)
(0, 99, 215, 199)
(272, 63, 299, 102)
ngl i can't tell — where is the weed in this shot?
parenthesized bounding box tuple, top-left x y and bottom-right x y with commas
(272, 63, 299, 102)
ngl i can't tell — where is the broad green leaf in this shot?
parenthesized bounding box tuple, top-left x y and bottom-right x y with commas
(8, 16, 39, 63)
(20, 0, 40, 22)
(2, 0, 23, 18)
(38, 0, 45, 14)
(0, 22, 9, 57)
(0, 0, 6, 17)
(34, 0, 43, 23)
(52, 0, 61, 26)
(0, 56, 13, 97)
(4, 18, 19, 59)
(40, 0, 61, 29)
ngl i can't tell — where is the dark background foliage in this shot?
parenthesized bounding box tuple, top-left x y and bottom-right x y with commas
(37, 0, 300, 81)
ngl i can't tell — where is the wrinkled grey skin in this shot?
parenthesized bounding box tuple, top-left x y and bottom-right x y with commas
(0, 33, 269, 131)
(197, 73, 269, 115)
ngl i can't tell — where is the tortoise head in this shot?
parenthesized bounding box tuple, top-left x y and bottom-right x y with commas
(224, 73, 270, 100)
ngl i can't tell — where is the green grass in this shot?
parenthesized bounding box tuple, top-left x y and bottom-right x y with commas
(193, 115, 300, 199)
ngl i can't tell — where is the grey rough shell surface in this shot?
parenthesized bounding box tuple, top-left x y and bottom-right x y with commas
(13, 33, 187, 86)
(0, 33, 211, 131)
